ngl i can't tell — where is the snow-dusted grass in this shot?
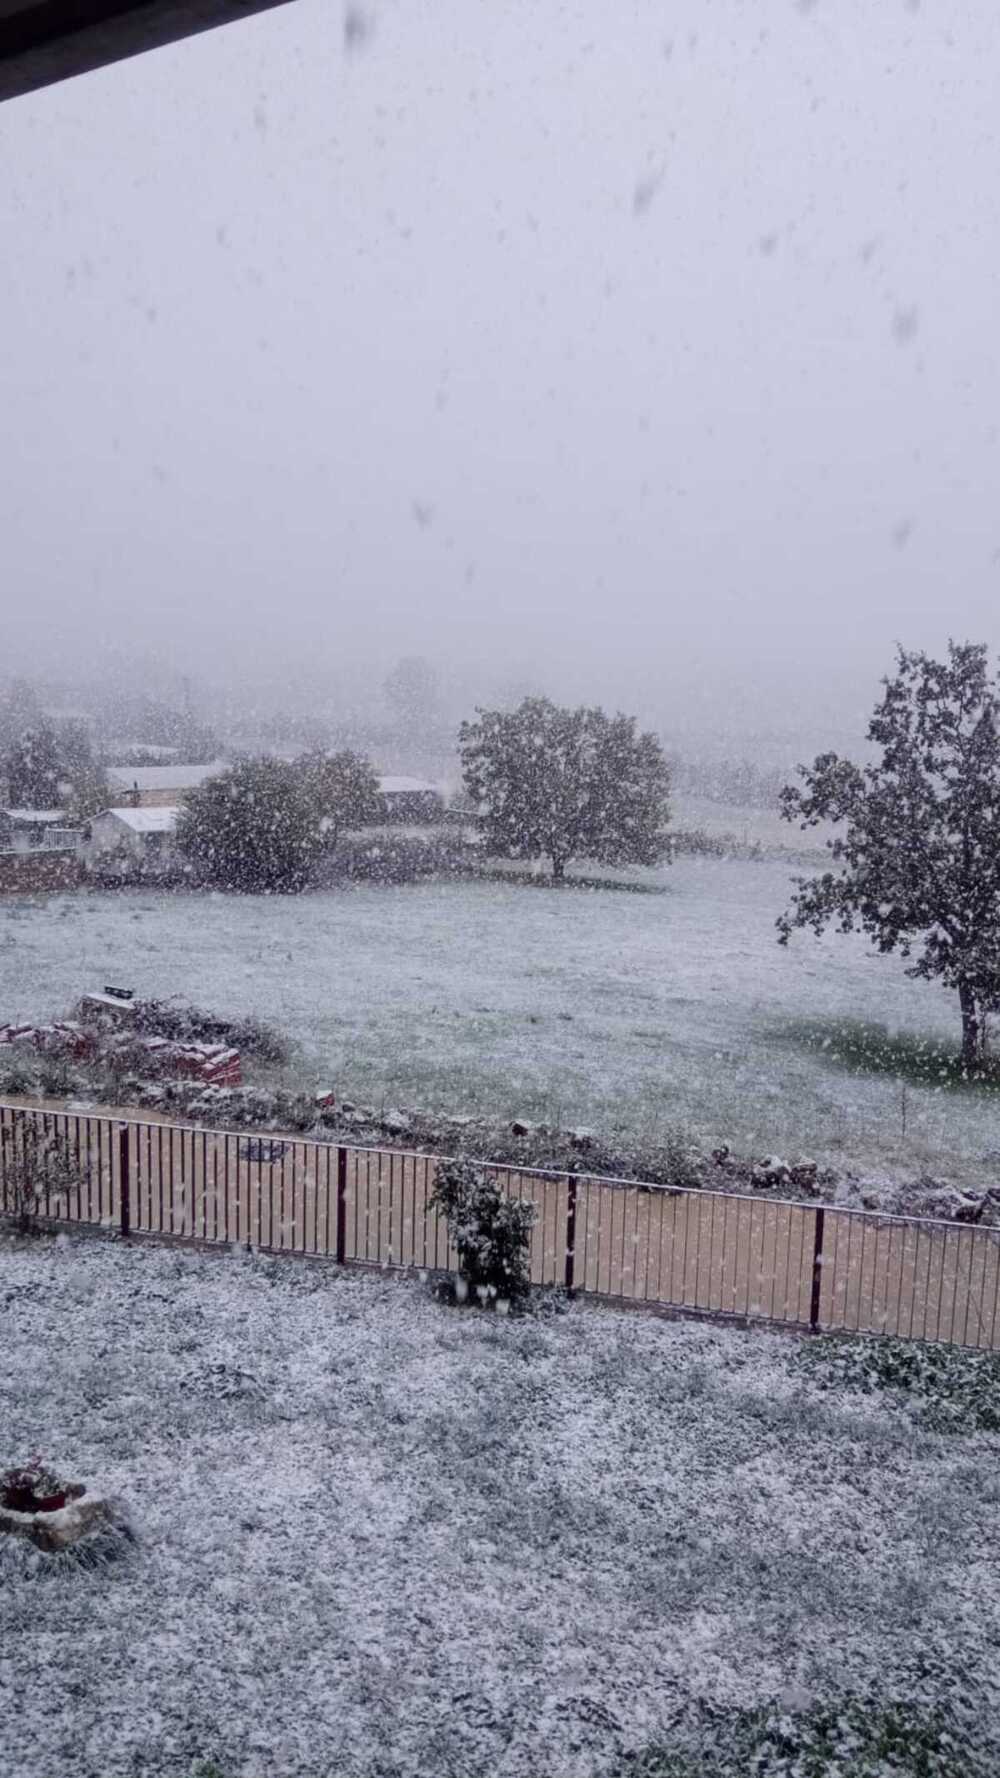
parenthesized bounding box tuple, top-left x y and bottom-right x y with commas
(3, 849, 1000, 1183)
(3, 1236, 1000, 1778)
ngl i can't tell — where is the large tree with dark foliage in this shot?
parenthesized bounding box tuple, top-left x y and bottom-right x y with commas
(458, 697, 671, 881)
(297, 749, 380, 843)
(778, 642, 1000, 1070)
(175, 758, 326, 892)
(3, 725, 63, 807)
(2, 717, 107, 818)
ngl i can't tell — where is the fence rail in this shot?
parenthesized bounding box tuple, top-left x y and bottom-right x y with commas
(3, 1102, 1000, 1349)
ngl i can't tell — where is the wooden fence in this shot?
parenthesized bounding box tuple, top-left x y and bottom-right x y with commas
(2, 1102, 1000, 1348)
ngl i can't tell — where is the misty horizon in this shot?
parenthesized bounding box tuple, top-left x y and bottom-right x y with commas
(4, 0, 1000, 746)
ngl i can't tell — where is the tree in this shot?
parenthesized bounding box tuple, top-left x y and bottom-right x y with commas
(1, 717, 107, 820)
(0, 678, 43, 751)
(778, 642, 1000, 1071)
(429, 1159, 536, 1304)
(3, 725, 63, 807)
(175, 759, 326, 892)
(458, 696, 671, 881)
(0, 1111, 80, 1233)
(56, 721, 108, 820)
(296, 750, 380, 843)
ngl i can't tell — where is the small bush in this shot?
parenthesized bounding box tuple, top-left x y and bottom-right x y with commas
(428, 1158, 536, 1304)
(798, 1334, 1000, 1433)
(0, 1113, 81, 1232)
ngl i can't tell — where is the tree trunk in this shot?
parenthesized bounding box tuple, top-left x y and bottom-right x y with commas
(551, 857, 565, 883)
(959, 980, 982, 1071)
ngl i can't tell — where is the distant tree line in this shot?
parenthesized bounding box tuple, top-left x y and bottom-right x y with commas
(169, 699, 672, 891)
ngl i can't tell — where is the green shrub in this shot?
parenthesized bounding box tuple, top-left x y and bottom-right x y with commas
(428, 1158, 536, 1304)
(0, 1113, 82, 1232)
(798, 1334, 1000, 1433)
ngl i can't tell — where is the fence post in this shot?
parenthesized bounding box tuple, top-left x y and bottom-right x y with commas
(118, 1122, 130, 1240)
(335, 1147, 347, 1265)
(564, 1176, 578, 1295)
(809, 1206, 825, 1331)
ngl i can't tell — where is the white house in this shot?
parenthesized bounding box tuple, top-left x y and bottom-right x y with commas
(375, 776, 444, 822)
(105, 761, 224, 807)
(88, 805, 180, 868)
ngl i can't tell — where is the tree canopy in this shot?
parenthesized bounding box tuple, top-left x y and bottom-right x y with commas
(1, 718, 107, 819)
(175, 758, 327, 892)
(3, 725, 62, 808)
(458, 696, 671, 880)
(296, 749, 380, 842)
(778, 642, 1000, 1068)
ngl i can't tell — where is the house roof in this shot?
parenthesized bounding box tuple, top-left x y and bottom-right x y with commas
(102, 805, 180, 834)
(2, 808, 66, 823)
(0, 0, 296, 104)
(377, 776, 440, 796)
(107, 761, 223, 793)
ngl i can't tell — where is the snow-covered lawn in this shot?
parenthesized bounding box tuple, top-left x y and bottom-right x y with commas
(3, 1236, 1000, 1778)
(4, 858, 999, 1186)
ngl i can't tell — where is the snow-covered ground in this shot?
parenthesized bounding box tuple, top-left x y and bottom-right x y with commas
(3, 1235, 999, 1778)
(3, 853, 1000, 1186)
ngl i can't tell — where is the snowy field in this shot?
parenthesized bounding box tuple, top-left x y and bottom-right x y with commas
(4, 1235, 1000, 1778)
(4, 852, 1000, 1186)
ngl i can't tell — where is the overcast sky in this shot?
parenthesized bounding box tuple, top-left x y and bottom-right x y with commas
(2, 0, 999, 743)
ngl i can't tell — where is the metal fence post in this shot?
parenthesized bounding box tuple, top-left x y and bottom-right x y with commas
(118, 1122, 130, 1239)
(335, 1146, 347, 1265)
(809, 1206, 825, 1331)
(564, 1176, 578, 1295)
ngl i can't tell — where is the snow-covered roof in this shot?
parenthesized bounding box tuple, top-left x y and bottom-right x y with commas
(377, 776, 440, 796)
(102, 805, 180, 833)
(1, 808, 66, 824)
(107, 761, 223, 792)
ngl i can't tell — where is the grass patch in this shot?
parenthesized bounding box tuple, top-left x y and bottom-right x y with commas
(477, 865, 668, 894)
(798, 1334, 1000, 1433)
(775, 1016, 1000, 1091)
(619, 1691, 995, 1777)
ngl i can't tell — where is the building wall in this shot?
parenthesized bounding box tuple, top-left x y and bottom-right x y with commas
(111, 786, 192, 808)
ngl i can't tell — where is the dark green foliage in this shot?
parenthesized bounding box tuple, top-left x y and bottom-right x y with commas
(1, 714, 107, 818)
(296, 748, 380, 842)
(778, 1017, 1000, 1090)
(429, 1159, 536, 1302)
(3, 724, 62, 807)
(779, 643, 1000, 1069)
(100, 693, 217, 764)
(459, 697, 671, 880)
(620, 1690, 995, 1777)
(175, 758, 325, 892)
(0, 1112, 81, 1231)
(55, 720, 108, 820)
(799, 1334, 1000, 1433)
